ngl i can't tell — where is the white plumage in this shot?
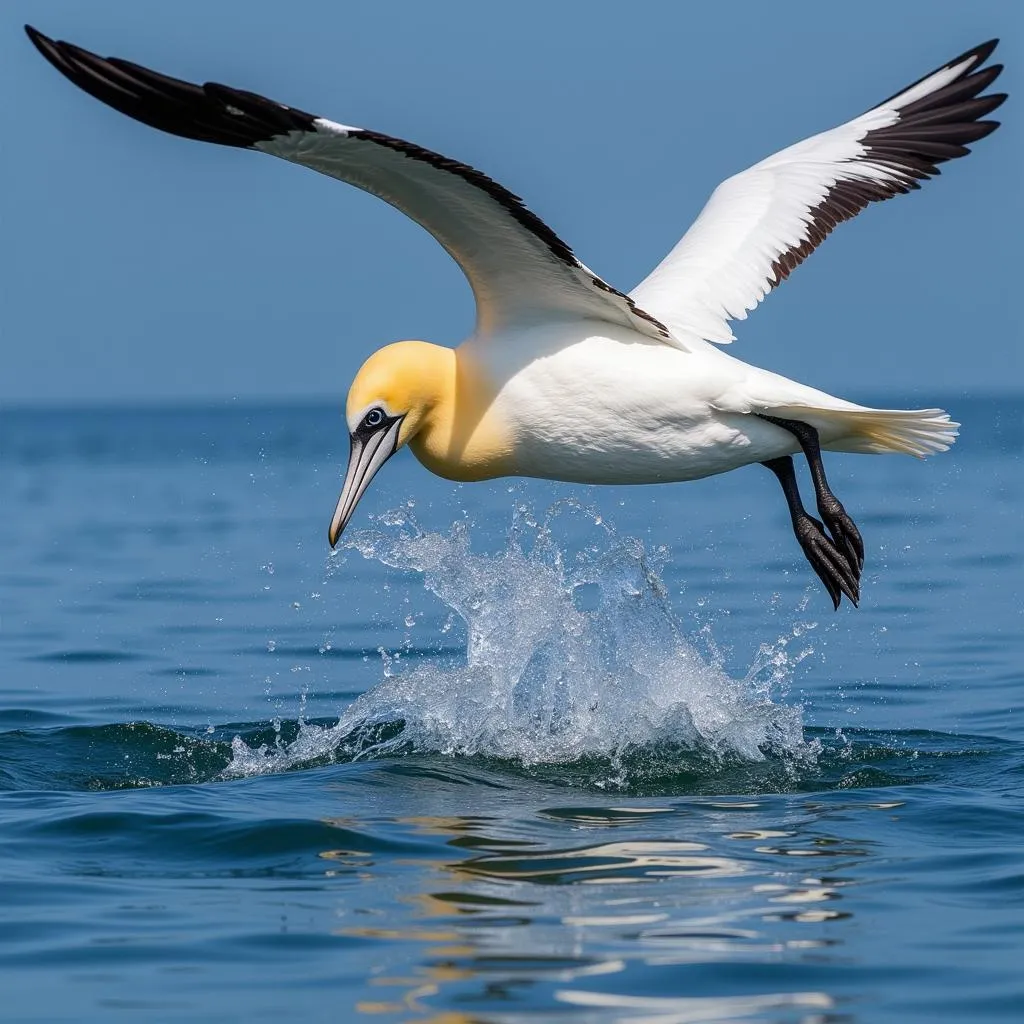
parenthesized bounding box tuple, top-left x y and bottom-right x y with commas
(630, 50, 991, 346)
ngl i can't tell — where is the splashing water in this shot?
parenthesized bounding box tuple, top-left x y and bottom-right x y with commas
(226, 501, 821, 781)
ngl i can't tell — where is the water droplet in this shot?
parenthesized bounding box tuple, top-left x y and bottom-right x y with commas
(224, 502, 820, 781)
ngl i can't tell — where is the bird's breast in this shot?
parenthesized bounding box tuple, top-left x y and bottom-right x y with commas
(445, 327, 768, 484)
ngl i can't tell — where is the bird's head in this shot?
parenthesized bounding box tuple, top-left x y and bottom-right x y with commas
(329, 341, 454, 546)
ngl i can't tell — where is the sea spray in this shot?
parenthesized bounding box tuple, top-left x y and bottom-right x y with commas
(226, 501, 821, 779)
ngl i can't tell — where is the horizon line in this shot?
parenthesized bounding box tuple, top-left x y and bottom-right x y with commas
(3, 387, 1024, 416)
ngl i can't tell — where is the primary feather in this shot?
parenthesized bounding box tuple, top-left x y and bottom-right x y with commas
(630, 41, 1005, 346)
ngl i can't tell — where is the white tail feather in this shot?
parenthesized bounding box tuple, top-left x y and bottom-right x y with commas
(775, 406, 959, 457)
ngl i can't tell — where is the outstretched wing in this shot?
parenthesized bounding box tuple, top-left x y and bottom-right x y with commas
(630, 41, 1005, 346)
(25, 26, 669, 343)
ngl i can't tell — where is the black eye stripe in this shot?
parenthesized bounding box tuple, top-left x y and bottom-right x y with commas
(353, 407, 402, 441)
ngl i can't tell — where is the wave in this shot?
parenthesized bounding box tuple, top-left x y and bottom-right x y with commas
(0, 718, 1010, 795)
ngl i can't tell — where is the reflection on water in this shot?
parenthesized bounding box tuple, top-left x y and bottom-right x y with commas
(454, 839, 743, 884)
(5, 722, 1000, 1020)
(554, 990, 835, 1024)
(332, 803, 867, 1021)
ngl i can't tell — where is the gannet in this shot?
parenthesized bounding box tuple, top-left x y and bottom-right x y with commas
(26, 27, 1005, 608)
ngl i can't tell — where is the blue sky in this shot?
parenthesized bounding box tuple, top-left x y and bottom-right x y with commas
(3, 0, 1020, 406)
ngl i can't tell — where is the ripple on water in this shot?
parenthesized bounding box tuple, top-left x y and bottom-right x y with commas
(1, 716, 1013, 803)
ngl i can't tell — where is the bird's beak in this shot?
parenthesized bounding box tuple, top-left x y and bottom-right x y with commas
(328, 418, 403, 547)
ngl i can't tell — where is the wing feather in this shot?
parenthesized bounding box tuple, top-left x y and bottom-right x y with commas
(630, 41, 1006, 346)
(25, 26, 670, 343)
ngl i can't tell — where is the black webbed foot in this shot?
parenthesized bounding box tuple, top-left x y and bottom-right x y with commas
(793, 511, 860, 610)
(761, 454, 861, 609)
(816, 491, 864, 574)
(758, 416, 866, 605)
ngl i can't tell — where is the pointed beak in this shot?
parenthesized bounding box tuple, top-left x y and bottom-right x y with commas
(328, 418, 403, 547)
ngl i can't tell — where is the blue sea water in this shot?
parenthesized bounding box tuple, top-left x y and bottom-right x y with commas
(1, 396, 1022, 1022)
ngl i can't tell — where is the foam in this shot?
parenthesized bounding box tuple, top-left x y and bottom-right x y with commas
(225, 501, 820, 780)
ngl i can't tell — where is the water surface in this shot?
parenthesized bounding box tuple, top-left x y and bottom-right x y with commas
(1, 397, 1022, 1022)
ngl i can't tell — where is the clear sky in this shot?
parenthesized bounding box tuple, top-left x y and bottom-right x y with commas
(3, 0, 1021, 406)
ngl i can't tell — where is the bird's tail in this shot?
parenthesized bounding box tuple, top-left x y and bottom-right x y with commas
(775, 405, 959, 457)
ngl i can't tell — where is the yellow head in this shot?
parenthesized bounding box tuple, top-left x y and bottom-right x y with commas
(328, 341, 455, 545)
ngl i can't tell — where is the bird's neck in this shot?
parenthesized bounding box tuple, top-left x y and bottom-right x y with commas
(409, 344, 514, 482)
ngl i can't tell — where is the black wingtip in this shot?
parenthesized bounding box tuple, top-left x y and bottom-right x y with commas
(25, 24, 58, 61)
(24, 26, 82, 86)
(23, 26, 319, 149)
(942, 39, 1000, 73)
(875, 38, 1005, 115)
(24, 25, 62, 63)
(964, 39, 999, 67)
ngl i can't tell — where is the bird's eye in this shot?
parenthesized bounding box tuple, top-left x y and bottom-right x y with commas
(363, 407, 386, 428)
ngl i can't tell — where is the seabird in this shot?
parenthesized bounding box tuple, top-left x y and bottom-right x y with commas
(26, 26, 1005, 608)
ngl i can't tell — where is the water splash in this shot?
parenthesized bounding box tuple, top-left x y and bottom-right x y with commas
(226, 501, 821, 781)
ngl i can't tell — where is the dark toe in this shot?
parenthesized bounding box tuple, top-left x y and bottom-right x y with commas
(795, 514, 860, 609)
(818, 494, 865, 573)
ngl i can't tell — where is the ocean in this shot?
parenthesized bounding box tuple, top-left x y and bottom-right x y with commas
(1, 396, 1022, 1022)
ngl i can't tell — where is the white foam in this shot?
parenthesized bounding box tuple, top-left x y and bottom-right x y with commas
(225, 501, 821, 780)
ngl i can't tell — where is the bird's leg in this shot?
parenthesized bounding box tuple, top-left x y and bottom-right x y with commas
(757, 414, 864, 575)
(761, 455, 859, 610)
